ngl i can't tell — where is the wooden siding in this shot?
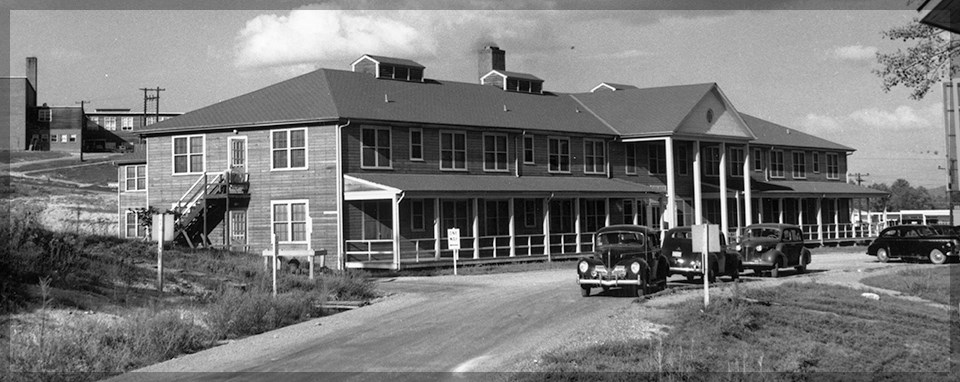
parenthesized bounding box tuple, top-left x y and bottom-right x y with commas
(147, 124, 340, 267)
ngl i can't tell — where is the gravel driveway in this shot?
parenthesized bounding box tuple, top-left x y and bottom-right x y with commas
(113, 248, 911, 380)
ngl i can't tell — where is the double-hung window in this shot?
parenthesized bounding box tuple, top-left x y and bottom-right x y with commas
(410, 128, 423, 161)
(548, 137, 570, 173)
(173, 135, 204, 174)
(812, 152, 821, 173)
(483, 134, 508, 172)
(648, 144, 666, 175)
(583, 139, 606, 174)
(361, 127, 392, 169)
(730, 147, 745, 177)
(121, 117, 134, 131)
(124, 211, 146, 238)
(272, 200, 308, 243)
(38, 109, 51, 122)
(826, 153, 840, 179)
(770, 150, 785, 178)
(272, 128, 307, 170)
(440, 131, 467, 170)
(675, 145, 688, 176)
(104, 117, 117, 131)
(410, 199, 425, 231)
(523, 136, 535, 164)
(792, 151, 806, 179)
(125, 165, 146, 191)
(704, 146, 721, 177)
(753, 148, 763, 172)
(625, 145, 637, 175)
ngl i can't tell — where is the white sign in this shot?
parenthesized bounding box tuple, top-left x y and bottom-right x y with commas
(152, 213, 175, 243)
(691, 224, 721, 253)
(447, 228, 461, 250)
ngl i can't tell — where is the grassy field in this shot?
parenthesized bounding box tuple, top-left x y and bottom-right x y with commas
(860, 264, 958, 305)
(519, 281, 955, 379)
(14, 156, 117, 173)
(2, 205, 379, 381)
(30, 161, 118, 186)
(0, 150, 71, 164)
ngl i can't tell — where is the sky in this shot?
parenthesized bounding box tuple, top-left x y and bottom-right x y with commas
(5, 1, 950, 188)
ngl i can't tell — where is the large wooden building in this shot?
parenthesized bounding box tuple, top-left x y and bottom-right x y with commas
(120, 47, 885, 270)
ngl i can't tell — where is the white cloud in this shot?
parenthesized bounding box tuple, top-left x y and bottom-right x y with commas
(234, 9, 437, 69)
(831, 44, 878, 62)
(798, 113, 842, 136)
(848, 104, 941, 129)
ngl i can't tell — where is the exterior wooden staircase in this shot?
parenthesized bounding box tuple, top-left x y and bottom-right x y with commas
(173, 171, 250, 248)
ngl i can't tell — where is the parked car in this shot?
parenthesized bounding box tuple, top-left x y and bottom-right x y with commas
(661, 227, 742, 282)
(866, 225, 959, 264)
(735, 223, 811, 277)
(577, 225, 669, 297)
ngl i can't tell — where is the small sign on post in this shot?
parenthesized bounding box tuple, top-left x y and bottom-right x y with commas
(447, 228, 461, 275)
(152, 213, 174, 297)
(692, 224, 721, 307)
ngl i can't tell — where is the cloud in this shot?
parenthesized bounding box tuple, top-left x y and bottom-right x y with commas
(234, 9, 437, 68)
(848, 104, 941, 129)
(831, 44, 877, 62)
(798, 113, 842, 136)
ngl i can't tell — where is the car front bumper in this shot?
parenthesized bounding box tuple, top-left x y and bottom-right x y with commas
(578, 276, 640, 287)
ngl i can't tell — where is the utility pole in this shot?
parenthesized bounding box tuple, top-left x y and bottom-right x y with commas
(76, 100, 90, 161)
(139, 87, 166, 127)
(849, 172, 870, 186)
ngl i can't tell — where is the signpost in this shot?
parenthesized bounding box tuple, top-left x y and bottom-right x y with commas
(152, 213, 174, 297)
(692, 224, 721, 307)
(447, 228, 461, 275)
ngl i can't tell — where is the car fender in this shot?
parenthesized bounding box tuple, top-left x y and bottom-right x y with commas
(802, 249, 812, 265)
(762, 250, 786, 266)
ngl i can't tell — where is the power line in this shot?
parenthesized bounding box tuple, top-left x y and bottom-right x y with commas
(849, 172, 870, 186)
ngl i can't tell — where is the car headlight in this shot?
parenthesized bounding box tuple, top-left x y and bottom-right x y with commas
(578, 261, 589, 273)
(630, 262, 641, 274)
(755, 245, 764, 252)
(735, 244, 742, 252)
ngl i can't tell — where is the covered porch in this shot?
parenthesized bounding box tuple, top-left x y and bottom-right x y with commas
(341, 174, 662, 270)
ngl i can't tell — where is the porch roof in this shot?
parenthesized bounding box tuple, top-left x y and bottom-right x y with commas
(344, 173, 664, 200)
(701, 178, 887, 198)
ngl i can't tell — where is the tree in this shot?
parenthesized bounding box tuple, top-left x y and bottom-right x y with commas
(874, 18, 960, 100)
(869, 179, 938, 211)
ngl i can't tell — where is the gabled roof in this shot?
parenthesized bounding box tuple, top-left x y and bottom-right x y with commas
(482, 70, 543, 82)
(590, 82, 638, 92)
(571, 83, 718, 137)
(144, 68, 612, 136)
(740, 113, 854, 151)
(354, 54, 425, 68)
(762, 180, 888, 197)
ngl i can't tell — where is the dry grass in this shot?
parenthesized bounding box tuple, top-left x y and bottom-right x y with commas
(860, 265, 958, 305)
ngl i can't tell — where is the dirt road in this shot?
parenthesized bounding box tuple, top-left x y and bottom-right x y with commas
(116, 249, 908, 380)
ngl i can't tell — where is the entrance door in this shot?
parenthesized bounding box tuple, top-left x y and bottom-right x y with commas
(228, 137, 247, 173)
(229, 210, 247, 248)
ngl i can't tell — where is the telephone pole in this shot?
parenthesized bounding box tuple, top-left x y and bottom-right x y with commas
(139, 87, 166, 127)
(849, 172, 870, 186)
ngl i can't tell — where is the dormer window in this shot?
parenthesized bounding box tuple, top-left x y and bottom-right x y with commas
(351, 54, 425, 82)
(481, 70, 544, 94)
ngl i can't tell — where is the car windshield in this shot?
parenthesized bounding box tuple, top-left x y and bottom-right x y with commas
(746, 228, 781, 239)
(598, 231, 644, 245)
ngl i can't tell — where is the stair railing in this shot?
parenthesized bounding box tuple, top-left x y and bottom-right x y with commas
(173, 171, 227, 220)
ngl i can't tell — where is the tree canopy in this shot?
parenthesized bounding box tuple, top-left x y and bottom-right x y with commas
(874, 18, 960, 100)
(866, 178, 942, 211)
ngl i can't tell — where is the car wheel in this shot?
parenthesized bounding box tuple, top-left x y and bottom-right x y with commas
(877, 248, 890, 263)
(929, 249, 948, 265)
(580, 286, 591, 297)
(795, 264, 806, 274)
(686, 274, 695, 282)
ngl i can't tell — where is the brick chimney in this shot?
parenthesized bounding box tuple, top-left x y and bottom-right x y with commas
(478, 45, 505, 81)
(26, 57, 37, 91)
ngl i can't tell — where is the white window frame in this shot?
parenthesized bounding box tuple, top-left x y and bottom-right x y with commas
(124, 164, 147, 192)
(271, 128, 308, 171)
(676, 144, 688, 176)
(50, 134, 57, 142)
(361, 126, 393, 169)
(409, 128, 424, 161)
(483, 133, 509, 172)
(523, 135, 535, 164)
(648, 144, 666, 175)
(583, 139, 606, 175)
(753, 148, 763, 172)
(826, 153, 840, 180)
(625, 144, 637, 175)
(104, 116, 117, 131)
(440, 130, 467, 171)
(60, 135, 68, 143)
(124, 210, 146, 238)
(812, 152, 821, 173)
(704, 146, 721, 177)
(523, 199, 537, 228)
(172, 135, 205, 175)
(146, 116, 157, 125)
(271, 199, 310, 243)
(38, 109, 51, 122)
(69, 134, 77, 142)
(410, 199, 426, 232)
(792, 151, 806, 179)
(770, 150, 785, 179)
(88, 116, 98, 125)
(730, 147, 745, 177)
(121, 117, 134, 131)
(548, 136, 571, 174)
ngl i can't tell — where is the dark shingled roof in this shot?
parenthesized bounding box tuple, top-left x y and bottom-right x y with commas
(361, 55, 425, 68)
(348, 173, 663, 195)
(571, 83, 716, 137)
(740, 113, 854, 151)
(761, 180, 887, 197)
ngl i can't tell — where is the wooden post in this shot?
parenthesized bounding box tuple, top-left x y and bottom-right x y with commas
(157, 215, 164, 298)
(272, 233, 278, 297)
(202, 173, 208, 248)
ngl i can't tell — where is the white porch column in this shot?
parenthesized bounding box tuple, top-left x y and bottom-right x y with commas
(798, 199, 805, 240)
(509, 198, 516, 257)
(778, 198, 784, 224)
(472, 198, 480, 259)
(735, 191, 743, 239)
(817, 197, 824, 243)
(575, 198, 582, 253)
(665, 137, 677, 229)
(758, 197, 764, 224)
(834, 198, 840, 238)
(693, 140, 703, 225)
(392, 194, 401, 270)
(543, 198, 552, 261)
(604, 198, 611, 227)
(719, 142, 729, 240)
(743, 144, 753, 227)
(434, 198, 441, 260)
(632, 199, 639, 225)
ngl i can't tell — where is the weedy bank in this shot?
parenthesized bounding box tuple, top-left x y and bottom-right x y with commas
(2, 204, 378, 382)
(519, 281, 955, 380)
(860, 264, 958, 305)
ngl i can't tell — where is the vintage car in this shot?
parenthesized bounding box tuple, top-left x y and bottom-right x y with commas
(661, 227, 742, 282)
(866, 225, 959, 264)
(577, 225, 669, 297)
(735, 223, 811, 277)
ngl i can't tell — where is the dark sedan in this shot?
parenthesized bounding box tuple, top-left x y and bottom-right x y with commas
(577, 225, 669, 297)
(866, 225, 959, 264)
(735, 223, 811, 277)
(662, 227, 742, 282)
